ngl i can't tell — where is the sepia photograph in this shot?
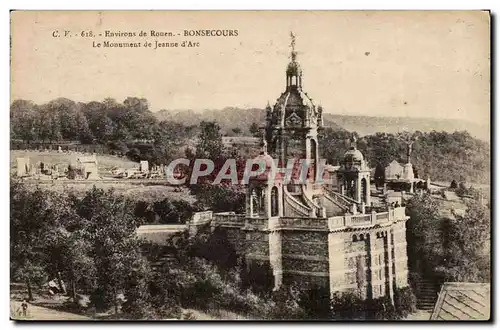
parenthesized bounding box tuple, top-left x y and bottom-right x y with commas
(9, 10, 491, 321)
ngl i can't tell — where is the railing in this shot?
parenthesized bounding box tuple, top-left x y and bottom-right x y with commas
(349, 214, 371, 226)
(278, 217, 328, 230)
(192, 211, 213, 224)
(284, 186, 311, 217)
(328, 207, 407, 230)
(245, 217, 268, 229)
(323, 190, 351, 212)
(213, 213, 245, 226)
(300, 185, 322, 216)
(326, 188, 359, 206)
(376, 212, 389, 220)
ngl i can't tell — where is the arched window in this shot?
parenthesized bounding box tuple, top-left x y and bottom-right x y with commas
(310, 139, 317, 180)
(271, 186, 279, 217)
(250, 188, 258, 217)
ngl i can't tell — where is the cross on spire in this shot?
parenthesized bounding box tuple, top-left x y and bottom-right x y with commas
(290, 31, 297, 62)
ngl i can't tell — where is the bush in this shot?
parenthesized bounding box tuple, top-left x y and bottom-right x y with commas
(394, 286, 417, 319)
(331, 291, 364, 320)
(368, 296, 398, 320)
(298, 284, 331, 319)
(263, 286, 306, 320)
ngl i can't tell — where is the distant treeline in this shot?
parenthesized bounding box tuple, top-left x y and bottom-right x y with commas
(319, 129, 490, 185)
(10, 97, 198, 164)
(11, 97, 490, 184)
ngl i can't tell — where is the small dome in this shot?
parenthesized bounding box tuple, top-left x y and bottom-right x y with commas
(344, 147, 364, 162)
(286, 61, 302, 76)
(250, 152, 275, 181)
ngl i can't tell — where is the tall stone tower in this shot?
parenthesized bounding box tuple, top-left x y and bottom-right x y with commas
(265, 32, 324, 179)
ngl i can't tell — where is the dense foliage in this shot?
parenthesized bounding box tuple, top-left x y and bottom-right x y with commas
(185, 121, 246, 213)
(319, 130, 490, 184)
(405, 192, 491, 284)
(10, 98, 198, 165)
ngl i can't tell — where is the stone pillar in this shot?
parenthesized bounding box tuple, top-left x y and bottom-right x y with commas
(409, 181, 414, 194)
(365, 176, 371, 206)
(268, 218, 283, 291)
(356, 178, 362, 203)
(247, 187, 254, 217)
(328, 232, 345, 297)
(385, 230, 394, 304)
(368, 233, 377, 299)
(383, 183, 387, 195)
(361, 202, 366, 214)
(264, 185, 272, 218)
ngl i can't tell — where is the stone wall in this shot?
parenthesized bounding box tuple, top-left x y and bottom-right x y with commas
(212, 209, 410, 299)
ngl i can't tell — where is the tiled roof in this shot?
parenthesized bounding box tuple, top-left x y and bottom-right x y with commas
(430, 282, 490, 321)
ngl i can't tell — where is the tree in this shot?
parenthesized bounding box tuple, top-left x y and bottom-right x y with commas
(75, 110, 94, 143)
(249, 122, 260, 137)
(318, 128, 354, 165)
(10, 100, 37, 142)
(374, 163, 385, 189)
(438, 200, 490, 282)
(73, 187, 141, 312)
(10, 182, 53, 300)
(195, 121, 224, 160)
(405, 193, 444, 279)
(231, 127, 242, 136)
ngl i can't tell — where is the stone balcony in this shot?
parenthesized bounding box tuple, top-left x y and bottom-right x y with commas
(211, 207, 408, 232)
(328, 206, 408, 230)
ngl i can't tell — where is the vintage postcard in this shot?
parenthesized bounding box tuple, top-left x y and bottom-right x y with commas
(10, 10, 491, 321)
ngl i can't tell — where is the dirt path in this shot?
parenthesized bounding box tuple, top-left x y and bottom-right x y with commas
(10, 301, 91, 321)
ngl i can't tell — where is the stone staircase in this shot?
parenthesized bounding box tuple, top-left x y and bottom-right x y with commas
(415, 277, 441, 311)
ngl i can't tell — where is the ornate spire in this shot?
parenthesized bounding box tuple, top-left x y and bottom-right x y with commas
(286, 32, 302, 87)
(290, 31, 297, 62)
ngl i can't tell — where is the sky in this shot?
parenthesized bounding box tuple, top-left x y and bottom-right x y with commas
(11, 11, 490, 125)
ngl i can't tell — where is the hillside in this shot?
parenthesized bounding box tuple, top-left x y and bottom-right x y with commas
(155, 108, 489, 141)
(326, 114, 489, 142)
(155, 107, 346, 136)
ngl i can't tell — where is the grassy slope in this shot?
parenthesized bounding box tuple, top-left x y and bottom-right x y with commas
(11, 150, 140, 176)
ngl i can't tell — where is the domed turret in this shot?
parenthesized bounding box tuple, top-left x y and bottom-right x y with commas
(341, 136, 367, 171)
(344, 147, 365, 163)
